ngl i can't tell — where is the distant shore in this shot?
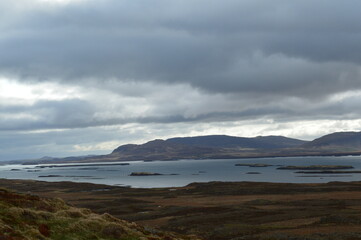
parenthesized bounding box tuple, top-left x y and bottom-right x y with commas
(3, 150, 361, 166)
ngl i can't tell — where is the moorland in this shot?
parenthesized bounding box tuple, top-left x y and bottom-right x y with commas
(1, 179, 361, 240)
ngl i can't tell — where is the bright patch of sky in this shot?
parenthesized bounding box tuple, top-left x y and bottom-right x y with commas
(0, 78, 81, 103)
(36, 0, 85, 4)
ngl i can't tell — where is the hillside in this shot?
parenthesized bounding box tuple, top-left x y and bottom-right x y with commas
(110, 135, 308, 161)
(166, 135, 307, 149)
(110, 132, 361, 161)
(303, 131, 361, 150)
(111, 139, 222, 160)
(0, 188, 199, 240)
(18, 132, 361, 165)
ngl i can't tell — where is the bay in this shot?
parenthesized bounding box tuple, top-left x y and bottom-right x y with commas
(1, 156, 361, 188)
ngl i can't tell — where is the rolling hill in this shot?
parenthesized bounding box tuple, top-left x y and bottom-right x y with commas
(166, 135, 307, 149)
(110, 135, 308, 161)
(303, 131, 361, 150)
(17, 132, 361, 164)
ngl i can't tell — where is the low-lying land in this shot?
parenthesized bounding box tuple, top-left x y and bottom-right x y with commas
(277, 165, 354, 170)
(295, 170, 361, 174)
(1, 179, 361, 240)
(235, 163, 273, 167)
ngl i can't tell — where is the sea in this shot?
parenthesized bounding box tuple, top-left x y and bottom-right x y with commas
(1, 156, 361, 188)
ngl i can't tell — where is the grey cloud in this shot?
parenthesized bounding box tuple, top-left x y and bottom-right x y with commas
(0, 126, 135, 160)
(0, 99, 96, 130)
(1, 0, 361, 99)
(2, 89, 361, 132)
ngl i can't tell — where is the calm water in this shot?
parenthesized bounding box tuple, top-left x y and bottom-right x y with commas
(1, 156, 361, 188)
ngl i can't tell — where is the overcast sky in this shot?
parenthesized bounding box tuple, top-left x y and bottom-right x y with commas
(1, 0, 361, 161)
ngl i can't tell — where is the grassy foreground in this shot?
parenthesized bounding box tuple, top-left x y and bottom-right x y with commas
(0, 187, 199, 240)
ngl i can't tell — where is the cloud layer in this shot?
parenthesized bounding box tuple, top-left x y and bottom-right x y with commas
(1, 0, 361, 160)
(1, 0, 361, 96)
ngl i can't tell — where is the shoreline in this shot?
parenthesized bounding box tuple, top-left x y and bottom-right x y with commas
(3, 151, 361, 166)
(2, 176, 361, 189)
(2, 155, 361, 188)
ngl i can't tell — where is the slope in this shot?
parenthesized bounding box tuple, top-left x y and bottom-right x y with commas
(303, 131, 361, 150)
(167, 135, 307, 149)
(0, 188, 199, 240)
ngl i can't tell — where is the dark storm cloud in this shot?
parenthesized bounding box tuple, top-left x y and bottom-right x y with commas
(1, 0, 361, 98)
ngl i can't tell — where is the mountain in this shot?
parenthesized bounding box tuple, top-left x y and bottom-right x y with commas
(166, 135, 307, 149)
(303, 131, 361, 150)
(110, 135, 308, 161)
(111, 139, 222, 160)
(0, 188, 199, 240)
(14, 132, 361, 164)
(111, 133, 361, 161)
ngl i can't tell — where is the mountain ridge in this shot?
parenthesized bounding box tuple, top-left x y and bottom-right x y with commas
(303, 131, 361, 149)
(107, 131, 361, 162)
(13, 131, 361, 164)
(165, 134, 307, 149)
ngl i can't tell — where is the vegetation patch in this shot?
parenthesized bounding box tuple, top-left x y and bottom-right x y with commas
(0, 188, 200, 240)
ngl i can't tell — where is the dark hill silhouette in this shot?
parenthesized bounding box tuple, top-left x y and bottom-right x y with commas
(303, 131, 361, 150)
(112, 139, 221, 160)
(18, 132, 361, 164)
(110, 135, 308, 161)
(167, 135, 306, 149)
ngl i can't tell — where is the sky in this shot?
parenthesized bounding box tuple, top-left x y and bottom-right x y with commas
(1, 0, 361, 161)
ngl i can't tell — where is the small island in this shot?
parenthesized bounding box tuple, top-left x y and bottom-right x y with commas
(277, 165, 354, 170)
(296, 170, 361, 174)
(129, 172, 163, 176)
(235, 163, 272, 167)
(38, 175, 63, 178)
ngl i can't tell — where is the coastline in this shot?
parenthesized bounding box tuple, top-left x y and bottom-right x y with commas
(2, 155, 361, 188)
(3, 150, 361, 166)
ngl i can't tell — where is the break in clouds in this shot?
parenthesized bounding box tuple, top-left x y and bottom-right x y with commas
(1, 0, 361, 160)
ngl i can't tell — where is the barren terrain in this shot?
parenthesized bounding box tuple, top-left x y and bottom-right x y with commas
(1, 179, 361, 239)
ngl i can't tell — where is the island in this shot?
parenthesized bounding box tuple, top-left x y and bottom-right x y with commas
(296, 170, 361, 174)
(277, 165, 354, 170)
(235, 163, 273, 167)
(129, 172, 163, 176)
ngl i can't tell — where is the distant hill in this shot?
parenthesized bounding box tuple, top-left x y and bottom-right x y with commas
(111, 139, 222, 160)
(110, 135, 308, 161)
(303, 131, 361, 150)
(13, 132, 361, 164)
(167, 135, 307, 149)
